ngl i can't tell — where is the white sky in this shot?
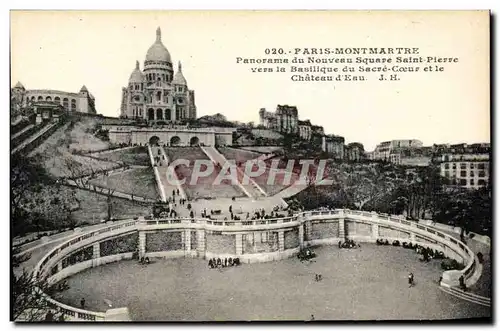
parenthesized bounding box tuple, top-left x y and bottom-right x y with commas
(10, 10, 490, 151)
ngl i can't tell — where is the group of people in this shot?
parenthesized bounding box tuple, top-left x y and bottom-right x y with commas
(139, 256, 151, 265)
(376, 239, 391, 246)
(171, 189, 188, 206)
(298, 247, 316, 261)
(208, 257, 241, 269)
(338, 239, 360, 249)
(314, 274, 323, 282)
(416, 245, 445, 262)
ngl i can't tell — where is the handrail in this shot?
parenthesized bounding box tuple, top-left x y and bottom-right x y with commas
(31, 220, 137, 320)
(31, 209, 478, 321)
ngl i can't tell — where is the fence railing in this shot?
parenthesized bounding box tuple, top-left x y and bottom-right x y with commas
(31, 209, 478, 321)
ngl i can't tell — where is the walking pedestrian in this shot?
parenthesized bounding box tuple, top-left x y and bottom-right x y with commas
(408, 272, 414, 288)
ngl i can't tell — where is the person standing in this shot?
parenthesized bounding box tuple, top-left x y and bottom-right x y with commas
(80, 298, 86, 309)
(408, 272, 414, 288)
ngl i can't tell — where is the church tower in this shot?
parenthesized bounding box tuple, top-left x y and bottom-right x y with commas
(120, 27, 197, 123)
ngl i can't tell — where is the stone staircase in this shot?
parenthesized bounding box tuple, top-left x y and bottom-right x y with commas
(201, 146, 266, 199)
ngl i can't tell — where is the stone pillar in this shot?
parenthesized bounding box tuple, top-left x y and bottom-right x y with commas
(139, 231, 146, 258)
(172, 105, 177, 122)
(338, 218, 346, 240)
(185, 230, 191, 253)
(235, 233, 243, 255)
(57, 260, 63, 273)
(93, 242, 100, 259)
(410, 232, 416, 244)
(372, 224, 379, 240)
(196, 229, 206, 258)
(305, 220, 312, 241)
(278, 231, 285, 251)
(298, 224, 304, 248)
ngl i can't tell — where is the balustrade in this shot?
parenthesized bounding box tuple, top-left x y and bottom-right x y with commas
(30, 209, 478, 321)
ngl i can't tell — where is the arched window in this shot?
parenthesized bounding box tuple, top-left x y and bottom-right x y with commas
(71, 99, 76, 112)
(157, 91, 161, 101)
(148, 108, 155, 121)
(165, 109, 171, 121)
(46, 96, 52, 101)
(156, 108, 163, 120)
(152, 73, 156, 80)
(54, 96, 61, 104)
(37, 96, 43, 101)
(63, 98, 69, 110)
(31, 96, 35, 101)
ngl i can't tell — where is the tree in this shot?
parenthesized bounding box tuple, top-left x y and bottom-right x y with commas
(11, 154, 77, 236)
(12, 247, 65, 322)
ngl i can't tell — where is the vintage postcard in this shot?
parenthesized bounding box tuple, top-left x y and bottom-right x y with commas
(10, 10, 491, 322)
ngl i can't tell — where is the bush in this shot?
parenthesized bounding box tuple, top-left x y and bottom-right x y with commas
(392, 240, 400, 246)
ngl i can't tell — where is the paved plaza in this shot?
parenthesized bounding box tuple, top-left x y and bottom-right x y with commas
(54, 244, 490, 321)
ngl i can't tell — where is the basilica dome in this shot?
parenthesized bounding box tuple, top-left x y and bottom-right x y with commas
(145, 27, 172, 63)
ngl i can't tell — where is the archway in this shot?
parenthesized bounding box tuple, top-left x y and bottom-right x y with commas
(190, 136, 200, 147)
(165, 109, 172, 121)
(148, 108, 155, 121)
(156, 109, 163, 120)
(149, 136, 160, 146)
(170, 136, 181, 147)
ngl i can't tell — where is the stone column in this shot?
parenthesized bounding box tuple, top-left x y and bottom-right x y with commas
(235, 233, 243, 255)
(298, 224, 304, 248)
(278, 231, 285, 251)
(305, 220, 312, 241)
(181, 230, 185, 250)
(338, 218, 346, 240)
(185, 230, 191, 253)
(93, 242, 100, 259)
(139, 231, 146, 258)
(57, 260, 63, 273)
(172, 105, 177, 122)
(410, 232, 416, 244)
(196, 229, 206, 258)
(372, 224, 379, 240)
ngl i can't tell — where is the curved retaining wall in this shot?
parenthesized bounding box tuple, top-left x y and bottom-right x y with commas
(31, 210, 480, 321)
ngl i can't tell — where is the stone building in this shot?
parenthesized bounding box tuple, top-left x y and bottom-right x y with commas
(10, 81, 97, 114)
(344, 142, 365, 161)
(259, 105, 299, 134)
(298, 120, 312, 141)
(371, 139, 423, 161)
(322, 135, 345, 160)
(120, 27, 197, 123)
(438, 153, 490, 189)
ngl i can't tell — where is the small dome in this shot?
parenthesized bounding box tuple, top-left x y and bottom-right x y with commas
(129, 61, 144, 83)
(145, 27, 172, 63)
(172, 62, 187, 85)
(80, 85, 88, 93)
(14, 81, 25, 89)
